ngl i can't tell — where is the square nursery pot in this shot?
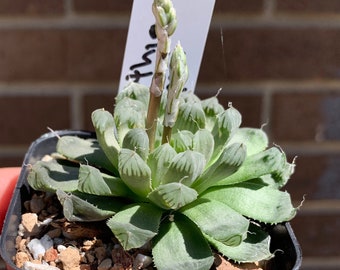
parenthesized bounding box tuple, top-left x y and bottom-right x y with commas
(0, 130, 302, 270)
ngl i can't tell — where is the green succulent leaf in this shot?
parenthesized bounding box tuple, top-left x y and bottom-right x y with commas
(205, 223, 273, 263)
(122, 128, 149, 160)
(91, 109, 120, 173)
(251, 161, 295, 189)
(192, 129, 214, 164)
(180, 198, 249, 246)
(210, 106, 242, 165)
(173, 102, 205, 133)
(56, 136, 116, 172)
(201, 96, 224, 132)
(77, 164, 131, 197)
(170, 130, 193, 152)
(56, 190, 123, 222)
(116, 82, 150, 106)
(216, 147, 285, 186)
(114, 97, 147, 144)
(28, 160, 79, 193)
(107, 203, 162, 250)
(147, 182, 198, 210)
(192, 143, 246, 194)
(162, 150, 206, 187)
(118, 148, 152, 197)
(180, 91, 201, 104)
(226, 127, 268, 156)
(272, 153, 296, 188)
(147, 143, 177, 188)
(201, 182, 296, 223)
(152, 214, 214, 270)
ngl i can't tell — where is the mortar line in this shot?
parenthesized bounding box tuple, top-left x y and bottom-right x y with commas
(64, 0, 74, 18)
(0, 16, 129, 29)
(261, 88, 272, 136)
(70, 91, 83, 130)
(0, 83, 117, 96)
(210, 15, 340, 29)
(2, 14, 340, 30)
(263, 0, 276, 18)
(2, 81, 340, 96)
(302, 257, 340, 268)
(196, 81, 340, 94)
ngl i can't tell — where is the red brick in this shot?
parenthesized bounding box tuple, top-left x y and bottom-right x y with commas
(0, 0, 64, 16)
(83, 93, 117, 130)
(0, 96, 71, 144)
(290, 212, 340, 257)
(200, 28, 340, 83)
(270, 92, 340, 142)
(214, 0, 263, 14)
(0, 30, 66, 81)
(0, 29, 127, 83)
(277, 0, 340, 14)
(66, 29, 127, 82)
(285, 154, 338, 201)
(74, 0, 263, 15)
(73, 0, 132, 14)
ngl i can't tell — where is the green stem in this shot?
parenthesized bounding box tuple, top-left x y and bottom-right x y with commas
(162, 126, 172, 144)
(146, 94, 162, 152)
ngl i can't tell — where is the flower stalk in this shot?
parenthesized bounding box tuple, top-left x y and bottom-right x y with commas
(162, 42, 188, 143)
(146, 0, 177, 151)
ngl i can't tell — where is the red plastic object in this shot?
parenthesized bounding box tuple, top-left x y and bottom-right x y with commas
(0, 167, 21, 232)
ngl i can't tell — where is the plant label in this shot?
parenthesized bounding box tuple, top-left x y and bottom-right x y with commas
(119, 0, 215, 92)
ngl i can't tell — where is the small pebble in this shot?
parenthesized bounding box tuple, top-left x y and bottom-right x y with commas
(23, 261, 60, 270)
(86, 253, 95, 264)
(80, 264, 91, 270)
(57, 244, 67, 252)
(15, 251, 30, 268)
(94, 246, 107, 263)
(47, 228, 62, 239)
(27, 239, 46, 260)
(30, 194, 46, 213)
(26, 234, 53, 260)
(98, 258, 112, 270)
(59, 247, 81, 270)
(44, 247, 58, 262)
(40, 235, 54, 250)
(133, 254, 153, 269)
(21, 213, 40, 237)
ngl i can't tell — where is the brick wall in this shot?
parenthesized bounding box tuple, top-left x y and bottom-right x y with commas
(0, 1, 339, 269)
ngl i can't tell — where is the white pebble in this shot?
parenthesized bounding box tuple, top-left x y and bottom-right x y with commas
(27, 235, 53, 260)
(23, 261, 59, 270)
(27, 238, 46, 260)
(18, 224, 25, 236)
(57, 244, 67, 252)
(40, 218, 53, 226)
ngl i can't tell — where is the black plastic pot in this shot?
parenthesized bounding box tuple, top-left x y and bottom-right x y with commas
(0, 130, 302, 270)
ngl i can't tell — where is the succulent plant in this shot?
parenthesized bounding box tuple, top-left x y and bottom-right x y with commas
(27, 0, 297, 269)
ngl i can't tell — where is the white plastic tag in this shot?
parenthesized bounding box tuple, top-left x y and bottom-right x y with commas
(119, 0, 215, 92)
